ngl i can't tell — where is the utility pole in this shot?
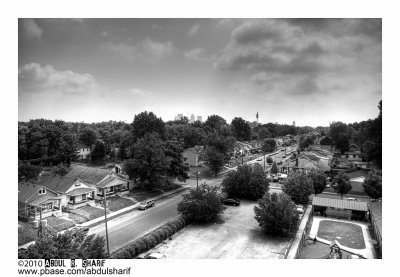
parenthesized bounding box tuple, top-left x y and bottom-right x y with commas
(196, 171, 200, 190)
(38, 205, 43, 238)
(103, 190, 110, 256)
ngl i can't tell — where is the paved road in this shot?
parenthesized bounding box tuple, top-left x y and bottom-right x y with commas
(89, 176, 225, 253)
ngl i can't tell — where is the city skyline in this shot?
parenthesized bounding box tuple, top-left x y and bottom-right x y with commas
(19, 18, 382, 126)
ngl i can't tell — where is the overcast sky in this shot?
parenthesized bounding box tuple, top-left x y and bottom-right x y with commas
(18, 18, 381, 126)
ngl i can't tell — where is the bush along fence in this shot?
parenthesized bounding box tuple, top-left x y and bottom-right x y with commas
(111, 215, 192, 259)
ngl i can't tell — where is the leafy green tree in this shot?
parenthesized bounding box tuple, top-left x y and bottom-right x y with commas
(257, 127, 271, 139)
(363, 172, 382, 200)
(91, 141, 106, 161)
(204, 114, 227, 133)
(131, 111, 166, 141)
(270, 161, 279, 174)
(308, 169, 327, 195)
(299, 136, 314, 150)
(332, 171, 352, 198)
(123, 133, 168, 190)
(18, 162, 42, 181)
(254, 192, 300, 237)
(164, 141, 189, 182)
(19, 228, 107, 259)
(329, 122, 350, 154)
(204, 146, 226, 177)
(320, 136, 333, 145)
(177, 183, 225, 222)
(231, 117, 251, 141)
(283, 171, 314, 204)
(262, 138, 277, 153)
(221, 164, 269, 200)
(79, 128, 97, 146)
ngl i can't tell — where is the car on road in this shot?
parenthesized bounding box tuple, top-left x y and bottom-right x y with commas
(139, 200, 155, 210)
(296, 205, 304, 214)
(223, 198, 241, 206)
(71, 226, 90, 232)
(326, 184, 330, 188)
(257, 157, 263, 161)
(346, 197, 357, 201)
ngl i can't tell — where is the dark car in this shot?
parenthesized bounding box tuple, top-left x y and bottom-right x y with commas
(223, 199, 240, 206)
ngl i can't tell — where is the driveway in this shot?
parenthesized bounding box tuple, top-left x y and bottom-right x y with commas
(152, 200, 291, 258)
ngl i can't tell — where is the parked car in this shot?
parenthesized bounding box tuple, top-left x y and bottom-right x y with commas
(346, 197, 357, 201)
(223, 199, 241, 206)
(257, 158, 263, 161)
(326, 184, 330, 188)
(144, 252, 166, 259)
(71, 226, 90, 232)
(296, 205, 304, 214)
(139, 200, 155, 210)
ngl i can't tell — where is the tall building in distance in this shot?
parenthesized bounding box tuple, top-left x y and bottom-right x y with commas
(197, 116, 202, 122)
(190, 114, 195, 123)
(174, 114, 184, 121)
(256, 112, 259, 123)
(293, 121, 296, 127)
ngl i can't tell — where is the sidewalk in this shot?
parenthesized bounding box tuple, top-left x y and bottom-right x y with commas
(18, 184, 190, 250)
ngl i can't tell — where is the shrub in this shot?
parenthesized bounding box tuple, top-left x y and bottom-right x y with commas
(113, 250, 131, 259)
(163, 226, 174, 237)
(151, 230, 162, 242)
(134, 238, 147, 253)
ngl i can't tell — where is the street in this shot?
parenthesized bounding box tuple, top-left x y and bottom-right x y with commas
(89, 176, 225, 253)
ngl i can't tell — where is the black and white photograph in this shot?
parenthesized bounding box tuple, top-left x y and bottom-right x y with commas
(5, 0, 398, 276)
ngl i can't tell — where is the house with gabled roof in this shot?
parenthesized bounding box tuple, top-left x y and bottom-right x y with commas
(18, 181, 62, 220)
(76, 143, 91, 160)
(37, 173, 97, 209)
(182, 146, 204, 167)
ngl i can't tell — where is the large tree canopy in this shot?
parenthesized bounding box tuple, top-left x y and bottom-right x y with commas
(231, 117, 251, 141)
(282, 171, 314, 204)
(131, 111, 166, 141)
(177, 183, 225, 223)
(254, 192, 300, 237)
(221, 164, 269, 200)
(363, 172, 382, 200)
(332, 171, 352, 198)
(204, 146, 226, 177)
(262, 138, 277, 153)
(79, 128, 97, 146)
(329, 122, 350, 154)
(308, 169, 327, 196)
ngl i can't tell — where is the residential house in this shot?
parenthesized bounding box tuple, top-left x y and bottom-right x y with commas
(233, 141, 252, 157)
(18, 181, 62, 220)
(182, 146, 204, 167)
(76, 143, 91, 160)
(37, 173, 97, 210)
(64, 165, 129, 198)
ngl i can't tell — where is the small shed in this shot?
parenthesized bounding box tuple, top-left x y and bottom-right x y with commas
(312, 197, 369, 220)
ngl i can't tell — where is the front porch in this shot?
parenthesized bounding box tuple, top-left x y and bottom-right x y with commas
(66, 188, 96, 210)
(18, 197, 62, 221)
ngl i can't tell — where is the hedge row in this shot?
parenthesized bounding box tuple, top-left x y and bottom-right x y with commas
(111, 216, 191, 259)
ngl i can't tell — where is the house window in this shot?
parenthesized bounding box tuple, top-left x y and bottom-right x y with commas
(38, 188, 46, 195)
(82, 194, 87, 201)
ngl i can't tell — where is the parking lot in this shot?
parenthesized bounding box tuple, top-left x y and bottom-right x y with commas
(152, 200, 292, 258)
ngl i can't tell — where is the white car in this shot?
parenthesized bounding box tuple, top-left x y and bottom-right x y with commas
(144, 252, 166, 259)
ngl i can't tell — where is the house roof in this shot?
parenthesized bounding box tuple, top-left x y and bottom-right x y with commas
(184, 147, 203, 155)
(36, 173, 78, 193)
(312, 197, 368, 212)
(29, 195, 61, 206)
(18, 181, 58, 203)
(76, 143, 90, 149)
(65, 165, 111, 185)
(68, 187, 96, 197)
(369, 201, 382, 236)
(96, 175, 128, 188)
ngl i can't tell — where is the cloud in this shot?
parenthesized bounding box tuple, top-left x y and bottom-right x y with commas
(187, 24, 200, 36)
(18, 63, 98, 95)
(215, 19, 381, 80)
(19, 19, 42, 40)
(100, 37, 176, 61)
(184, 48, 208, 61)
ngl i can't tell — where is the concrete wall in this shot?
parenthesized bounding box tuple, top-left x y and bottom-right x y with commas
(286, 205, 314, 259)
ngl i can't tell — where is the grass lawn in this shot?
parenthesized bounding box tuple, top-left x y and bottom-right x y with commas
(18, 221, 38, 246)
(78, 206, 105, 220)
(107, 195, 136, 212)
(317, 220, 366, 249)
(45, 216, 75, 232)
